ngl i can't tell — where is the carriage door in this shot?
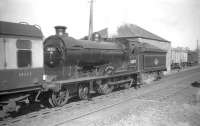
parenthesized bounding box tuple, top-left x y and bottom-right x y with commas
(16, 39, 33, 86)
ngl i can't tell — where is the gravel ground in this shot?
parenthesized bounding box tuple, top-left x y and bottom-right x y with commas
(90, 91, 200, 126)
(63, 100, 200, 126)
(94, 102, 200, 126)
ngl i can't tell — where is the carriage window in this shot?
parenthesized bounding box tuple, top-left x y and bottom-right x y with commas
(17, 39, 32, 68)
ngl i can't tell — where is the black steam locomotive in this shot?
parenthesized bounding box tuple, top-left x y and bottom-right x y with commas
(0, 21, 166, 113)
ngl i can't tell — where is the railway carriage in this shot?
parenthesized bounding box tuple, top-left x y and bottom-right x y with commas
(0, 21, 43, 111)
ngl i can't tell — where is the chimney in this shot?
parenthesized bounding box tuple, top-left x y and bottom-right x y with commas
(55, 26, 68, 36)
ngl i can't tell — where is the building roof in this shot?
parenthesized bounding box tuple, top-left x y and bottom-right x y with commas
(97, 24, 170, 43)
(0, 21, 43, 39)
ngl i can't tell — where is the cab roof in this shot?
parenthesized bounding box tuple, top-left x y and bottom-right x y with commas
(0, 21, 43, 39)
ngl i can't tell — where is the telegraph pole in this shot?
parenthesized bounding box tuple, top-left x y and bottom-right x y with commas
(88, 0, 94, 40)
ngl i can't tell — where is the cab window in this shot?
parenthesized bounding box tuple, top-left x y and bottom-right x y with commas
(16, 39, 32, 68)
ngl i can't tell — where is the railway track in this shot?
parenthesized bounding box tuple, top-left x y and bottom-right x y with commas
(0, 66, 200, 126)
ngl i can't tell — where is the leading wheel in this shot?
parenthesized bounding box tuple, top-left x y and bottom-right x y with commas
(49, 90, 69, 107)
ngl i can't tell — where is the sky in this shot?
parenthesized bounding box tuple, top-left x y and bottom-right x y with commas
(0, 0, 200, 50)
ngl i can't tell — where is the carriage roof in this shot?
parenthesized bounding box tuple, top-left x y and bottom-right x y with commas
(0, 21, 43, 39)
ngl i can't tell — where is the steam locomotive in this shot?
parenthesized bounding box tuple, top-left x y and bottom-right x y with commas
(0, 21, 166, 113)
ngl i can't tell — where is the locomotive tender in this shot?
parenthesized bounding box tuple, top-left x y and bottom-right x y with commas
(0, 21, 166, 112)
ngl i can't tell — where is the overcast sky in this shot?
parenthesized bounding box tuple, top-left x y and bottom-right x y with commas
(0, 0, 200, 50)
